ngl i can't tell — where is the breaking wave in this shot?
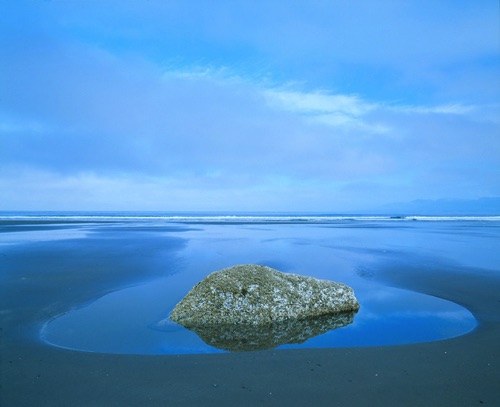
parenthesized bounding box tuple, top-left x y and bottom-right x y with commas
(1, 212, 499, 224)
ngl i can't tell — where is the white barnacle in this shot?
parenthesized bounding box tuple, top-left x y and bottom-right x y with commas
(248, 284, 259, 292)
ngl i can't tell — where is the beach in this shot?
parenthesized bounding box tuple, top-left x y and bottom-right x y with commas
(1, 215, 499, 406)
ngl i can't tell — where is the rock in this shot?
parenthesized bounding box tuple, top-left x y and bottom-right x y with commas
(170, 264, 360, 326)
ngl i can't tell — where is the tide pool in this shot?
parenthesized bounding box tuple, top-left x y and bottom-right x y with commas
(37, 220, 485, 354)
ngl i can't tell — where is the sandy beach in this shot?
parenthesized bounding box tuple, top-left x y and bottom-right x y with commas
(2, 1, 499, 405)
(1, 218, 499, 406)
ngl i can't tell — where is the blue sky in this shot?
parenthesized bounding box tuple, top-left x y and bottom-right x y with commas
(1, 0, 499, 212)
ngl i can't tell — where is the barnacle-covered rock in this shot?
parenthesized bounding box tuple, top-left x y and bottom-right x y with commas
(170, 264, 360, 327)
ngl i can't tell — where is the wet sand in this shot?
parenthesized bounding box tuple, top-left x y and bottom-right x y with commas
(1, 222, 500, 406)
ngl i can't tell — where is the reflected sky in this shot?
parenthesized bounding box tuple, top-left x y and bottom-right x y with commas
(40, 222, 480, 354)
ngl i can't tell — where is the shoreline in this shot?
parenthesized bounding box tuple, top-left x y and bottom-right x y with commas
(1, 222, 500, 406)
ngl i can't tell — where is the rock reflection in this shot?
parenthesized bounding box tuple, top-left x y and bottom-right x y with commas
(175, 311, 358, 352)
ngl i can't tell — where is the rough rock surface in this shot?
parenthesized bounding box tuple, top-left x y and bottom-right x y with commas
(170, 264, 360, 326)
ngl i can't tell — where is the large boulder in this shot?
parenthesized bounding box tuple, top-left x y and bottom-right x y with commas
(170, 264, 360, 326)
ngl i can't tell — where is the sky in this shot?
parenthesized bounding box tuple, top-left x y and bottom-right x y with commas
(1, 0, 499, 212)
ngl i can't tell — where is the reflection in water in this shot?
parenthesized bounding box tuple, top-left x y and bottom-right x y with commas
(161, 311, 357, 352)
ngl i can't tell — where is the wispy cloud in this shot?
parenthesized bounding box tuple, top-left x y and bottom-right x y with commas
(264, 90, 376, 116)
(262, 87, 491, 135)
(263, 89, 387, 133)
(391, 104, 477, 115)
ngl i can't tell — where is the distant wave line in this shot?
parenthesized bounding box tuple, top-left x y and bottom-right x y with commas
(1, 214, 499, 223)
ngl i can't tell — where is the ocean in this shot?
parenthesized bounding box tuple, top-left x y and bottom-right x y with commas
(1, 211, 499, 354)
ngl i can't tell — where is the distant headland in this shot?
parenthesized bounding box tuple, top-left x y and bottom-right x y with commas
(374, 197, 500, 216)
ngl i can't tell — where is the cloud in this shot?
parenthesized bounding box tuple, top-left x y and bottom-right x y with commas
(0, 1, 498, 211)
(1, 56, 498, 210)
(264, 90, 375, 116)
(391, 104, 476, 115)
(0, 167, 362, 212)
(263, 89, 387, 133)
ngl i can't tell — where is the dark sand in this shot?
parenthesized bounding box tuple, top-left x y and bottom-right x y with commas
(1, 223, 500, 406)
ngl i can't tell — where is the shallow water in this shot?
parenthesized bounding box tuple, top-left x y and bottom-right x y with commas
(42, 274, 475, 354)
(35, 220, 488, 354)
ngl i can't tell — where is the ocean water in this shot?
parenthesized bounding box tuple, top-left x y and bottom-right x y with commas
(2, 212, 499, 354)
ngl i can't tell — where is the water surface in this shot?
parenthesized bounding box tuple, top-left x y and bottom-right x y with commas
(34, 218, 489, 354)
